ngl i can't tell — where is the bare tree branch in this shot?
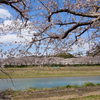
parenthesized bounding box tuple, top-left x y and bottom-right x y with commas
(66, 26, 90, 52)
(62, 21, 92, 39)
(62, 17, 100, 39)
(48, 9, 100, 22)
(0, 0, 21, 4)
(0, 68, 15, 87)
(39, 0, 50, 11)
(10, 4, 28, 20)
(0, 0, 28, 21)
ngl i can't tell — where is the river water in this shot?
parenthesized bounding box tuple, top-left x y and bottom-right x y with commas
(0, 76, 100, 90)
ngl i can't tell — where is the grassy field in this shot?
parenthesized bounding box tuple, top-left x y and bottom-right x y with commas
(1, 66, 100, 78)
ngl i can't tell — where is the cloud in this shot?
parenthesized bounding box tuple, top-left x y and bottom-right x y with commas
(0, 19, 37, 44)
(0, 31, 35, 45)
(71, 42, 94, 56)
(0, 8, 12, 19)
(0, 34, 26, 43)
(3, 20, 12, 25)
(72, 43, 92, 51)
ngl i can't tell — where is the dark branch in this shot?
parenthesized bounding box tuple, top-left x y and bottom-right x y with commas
(77, 26, 90, 37)
(48, 9, 99, 22)
(62, 20, 93, 39)
(0, 0, 21, 4)
(0, 0, 28, 20)
(10, 4, 28, 20)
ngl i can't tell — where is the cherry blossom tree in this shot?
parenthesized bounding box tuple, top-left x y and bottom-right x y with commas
(0, 0, 100, 59)
(0, 0, 100, 84)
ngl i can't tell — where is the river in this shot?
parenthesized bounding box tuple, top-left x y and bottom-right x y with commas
(0, 76, 100, 90)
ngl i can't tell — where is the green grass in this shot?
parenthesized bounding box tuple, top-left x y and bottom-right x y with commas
(1, 66, 100, 78)
(52, 82, 100, 90)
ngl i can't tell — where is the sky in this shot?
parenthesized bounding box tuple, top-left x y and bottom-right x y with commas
(0, 1, 93, 58)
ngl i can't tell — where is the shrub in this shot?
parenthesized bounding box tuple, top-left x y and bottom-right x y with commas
(66, 84, 71, 88)
(71, 84, 78, 88)
(96, 83, 100, 86)
(83, 82, 95, 87)
(5, 64, 28, 68)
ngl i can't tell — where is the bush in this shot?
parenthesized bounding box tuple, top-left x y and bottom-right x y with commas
(5, 64, 28, 68)
(74, 63, 100, 67)
(71, 84, 78, 88)
(96, 83, 100, 86)
(65, 84, 71, 88)
(83, 82, 95, 87)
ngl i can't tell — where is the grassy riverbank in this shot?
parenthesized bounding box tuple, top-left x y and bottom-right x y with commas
(1, 83, 100, 100)
(1, 66, 100, 100)
(1, 66, 100, 78)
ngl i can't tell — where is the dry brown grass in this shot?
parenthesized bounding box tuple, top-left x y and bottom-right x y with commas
(1, 66, 100, 78)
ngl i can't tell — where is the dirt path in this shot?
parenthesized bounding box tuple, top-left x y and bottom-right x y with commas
(35, 91, 100, 100)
